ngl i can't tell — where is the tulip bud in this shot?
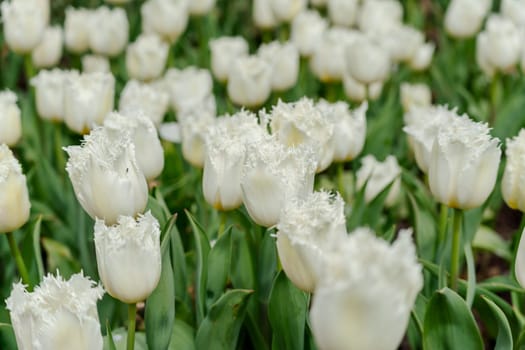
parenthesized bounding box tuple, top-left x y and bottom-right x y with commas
(269, 0, 306, 22)
(502, 130, 525, 212)
(94, 212, 161, 303)
(227, 56, 272, 108)
(63, 72, 115, 134)
(342, 73, 366, 102)
(291, 10, 328, 57)
(403, 105, 455, 173)
(400, 82, 432, 113)
(428, 113, 501, 209)
(241, 138, 317, 227)
(30, 69, 76, 122)
(89, 6, 129, 57)
(0, 91, 22, 147)
(31, 26, 63, 69)
(6, 271, 104, 350)
(179, 109, 216, 167)
(1, 0, 49, 54)
(310, 228, 423, 350)
(257, 41, 299, 91)
(0, 145, 30, 233)
(253, 0, 278, 29)
(104, 112, 165, 180)
(164, 67, 215, 114)
(318, 100, 367, 162)
(501, 0, 525, 28)
(64, 7, 91, 54)
(357, 0, 403, 34)
(141, 0, 189, 43)
(345, 37, 390, 85)
(203, 111, 266, 210)
(327, 0, 358, 27)
(445, 0, 491, 38)
(82, 54, 111, 74)
(409, 42, 435, 71)
(119, 80, 169, 127)
(356, 155, 402, 206)
(64, 126, 148, 225)
(476, 15, 521, 77)
(126, 33, 168, 82)
(276, 191, 346, 292)
(209, 36, 249, 82)
(265, 98, 334, 172)
(188, 0, 216, 15)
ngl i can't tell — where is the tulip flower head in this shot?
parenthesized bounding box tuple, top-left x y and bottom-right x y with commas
(31, 69, 77, 122)
(82, 54, 110, 74)
(290, 10, 328, 57)
(6, 271, 104, 350)
(356, 155, 402, 206)
(64, 126, 149, 225)
(502, 129, 525, 212)
(88, 6, 129, 57)
(0, 145, 31, 233)
(210, 36, 249, 82)
(269, 0, 306, 22)
(164, 67, 215, 115)
(94, 212, 161, 303)
(444, 0, 491, 38)
(227, 55, 272, 108)
(179, 108, 216, 168)
(310, 228, 423, 350)
(400, 82, 432, 113)
(276, 191, 347, 292)
(253, 0, 278, 29)
(257, 41, 300, 92)
(64, 7, 91, 54)
(0, 91, 22, 146)
(141, 0, 189, 43)
(428, 113, 501, 209)
(31, 26, 63, 69)
(126, 33, 169, 82)
(118, 80, 169, 127)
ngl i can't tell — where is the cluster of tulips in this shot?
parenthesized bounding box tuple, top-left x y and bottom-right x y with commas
(3, 0, 525, 349)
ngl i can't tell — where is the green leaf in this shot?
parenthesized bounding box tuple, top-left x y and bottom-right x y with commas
(481, 296, 513, 350)
(169, 221, 189, 306)
(145, 219, 176, 350)
(423, 288, 483, 350)
(464, 243, 476, 308)
(105, 321, 117, 350)
(268, 271, 309, 350)
(206, 228, 232, 310)
(41, 237, 81, 278)
(185, 209, 211, 325)
(104, 329, 147, 350)
(472, 226, 512, 261)
(195, 289, 253, 350)
(32, 215, 44, 280)
(168, 319, 196, 350)
(406, 191, 437, 261)
(230, 227, 255, 290)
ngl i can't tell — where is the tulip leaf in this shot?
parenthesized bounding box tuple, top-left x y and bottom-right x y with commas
(169, 219, 189, 307)
(480, 295, 513, 350)
(195, 289, 253, 350)
(31, 215, 44, 280)
(185, 209, 211, 325)
(145, 226, 175, 350)
(472, 226, 512, 261)
(230, 227, 255, 290)
(257, 229, 278, 301)
(423, 288, 483, 350)
(206, 227, 232, 311)
(406, 192, 437, 261)
(268, 271, 309, 350)
(105, 321, 117, 350)
(168, 319, 196, 350)
(104, 329, 147, 350)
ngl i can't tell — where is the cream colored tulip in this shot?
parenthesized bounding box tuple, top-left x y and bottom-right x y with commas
(227, 56, 272, 108)
(31, 26, 63, 69)
(0, 91, 22, 147)
(126, 33, 168, 81)
(209, 36, 249, 82)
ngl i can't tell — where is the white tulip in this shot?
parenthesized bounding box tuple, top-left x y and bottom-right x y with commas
(94, 212, 161, 303)
(270, 0, 306, 22)
(318, 100, 367, 162)
(253, 0, 278, 29)
(357, 0, 403, 35)
(64, 7, 91, 54)
(119, 80, 169, 127)
(403, 105, 455, 173)
(31, 69, 77, 122)
(1, 0, 49, 54)
(356, 155, 402, 206)
(373, 25, 424, 64)
(265, 98, 334, 172)
(141, 0, 189, 43)
(310, 228, 423, 350)
(227, 56, 272, 108)
(126, 33, 168, 82)
(345, 37, 390, 85)
(164, 67, 215, 114)
(241, 138, 316, 227)
(257, 41, 299, 91)
(6, 272, 104, 350)
(400, 82, 432, 113)
(342, 73, 366, 102)
(179, 109, 216, 167)
(276, 191, 346, 292)
(0, 145, 30, 233)
(290, 10, 328, 57)
(31, 26, 63, 69)
(327, 0, 358, 27)
(89, 6, 128, 57)
(445, 0, 491, 38)
(476, 15, 522, 77)
(209, 36, 249, 82)
(63, 72, 115, 134)
(0, 91, 22, 147)
(81, 54, 110, 74)
(428, 113, 501, 209)
(501, 130, 525, 212)
(203, 111, 266, 210)
(501, 0, 525, 28)
(64, 126, 148, 225)
(104, 112, 165, 180)
(188, 0, 216, 15)
(409, 42, 435, 71)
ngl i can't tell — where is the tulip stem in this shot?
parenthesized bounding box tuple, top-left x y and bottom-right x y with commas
(489, 72, 501, 126)
(23, 55, 35, 81)
(435, 203, 448, 258)
(6, 232, 31, 289)
(127, 303, 136, 350)
(449, 208, 463, 291)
